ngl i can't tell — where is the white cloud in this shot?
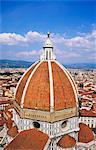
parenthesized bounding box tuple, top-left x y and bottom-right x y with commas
(64, 36, 90, 48)
(16, 49, 42, 57)
(26, 31, 46, 42)
(52, 30, 96, 50)
(55, 48, 80, 59)
(0, 33, 26, 45)
(0, 31, 46, 45)
(0, 30, 95, 62)
(0, 30, 95, 50)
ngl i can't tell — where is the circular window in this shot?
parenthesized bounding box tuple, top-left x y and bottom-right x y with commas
(33, 122, 40, 128)
(61, 120, 67, 128)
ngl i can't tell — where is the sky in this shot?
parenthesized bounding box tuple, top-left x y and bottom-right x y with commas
(0, 0, 96, 64)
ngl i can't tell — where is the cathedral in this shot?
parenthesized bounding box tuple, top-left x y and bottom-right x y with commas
(4, 33, 95, 150)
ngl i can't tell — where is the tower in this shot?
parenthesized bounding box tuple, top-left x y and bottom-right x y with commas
(40, 32, 56, 61)
(13, 33, 79, 149)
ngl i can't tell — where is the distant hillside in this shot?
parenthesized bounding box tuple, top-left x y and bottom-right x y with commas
(64, 63, 96, 70)
(0, 60, 33, 68)
(0, 59, 96, 69)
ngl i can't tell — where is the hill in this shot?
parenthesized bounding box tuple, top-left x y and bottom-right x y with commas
(0, 59, 96, 69)
(0, 60, 33, 68)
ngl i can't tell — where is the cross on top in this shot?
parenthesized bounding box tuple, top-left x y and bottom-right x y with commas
(47, 32, 50, 38)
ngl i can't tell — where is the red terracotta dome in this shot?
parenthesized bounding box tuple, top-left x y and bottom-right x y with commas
(15, 60, 78, 111)
(78, 123, 94, 143)
(15, 33, 78, 113)
(57, 134, 76, 148)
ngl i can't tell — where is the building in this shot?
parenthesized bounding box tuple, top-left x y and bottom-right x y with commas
(3, 33, 96, 150)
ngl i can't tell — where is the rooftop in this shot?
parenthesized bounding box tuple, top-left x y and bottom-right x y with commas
(5, 128, 49, 150)
(57, 134, 76, 148)
(78, 123, 94, 143)
(7, 125, 18, 138)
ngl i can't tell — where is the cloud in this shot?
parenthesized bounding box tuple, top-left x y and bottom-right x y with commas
(0, 33, 26, 45)
(55, 48, 80, 59)
(16, 49, 42, 57)
(0, 30, 95, 50)
(64, 36, 91, 49)
(0, 30, 95, 63)
(26, 31, 46, 42)
(0, 31, 46, 45)
(52, 30, 96, 50)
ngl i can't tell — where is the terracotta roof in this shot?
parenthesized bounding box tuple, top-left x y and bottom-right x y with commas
(5, 128, 49, 150)
(78, 90, 84, 95)
(79, 109, 96, 117)
(93, 103, 96, 112)
(5, 104, 13, 110)
(80, 91, 94, 96)
(0, 100, 12, 105)
(6, 118, 13, 129)
(0, 117, 6, 126)
(78, 123, 94, 143)
(0, 110, 3, 115)
(84, 84, 92, 88)
(2, 109, 14, 129)
(57, 134, 76, 148)
(7, 126, 18, 138)
(3, 109, 13, 120)
(15, 61, 77, 111)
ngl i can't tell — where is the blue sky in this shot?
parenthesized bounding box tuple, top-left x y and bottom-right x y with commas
(0, 0, 96, 63)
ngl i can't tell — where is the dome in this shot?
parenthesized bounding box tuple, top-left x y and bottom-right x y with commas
(14, 33, 78, 122)
(57, 134, 76, 148)
(78, 123, 94, 143)
(15, 61, 77, 111)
